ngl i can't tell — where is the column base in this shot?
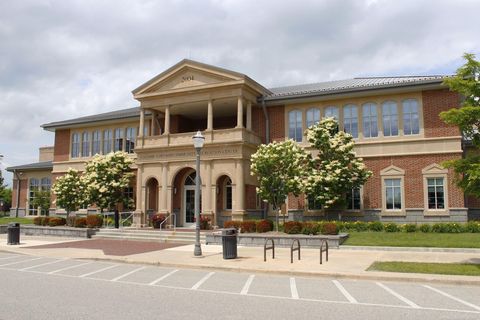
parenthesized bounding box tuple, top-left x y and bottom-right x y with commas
(232, 210, 246, 221)
(132, 209, 144, 228)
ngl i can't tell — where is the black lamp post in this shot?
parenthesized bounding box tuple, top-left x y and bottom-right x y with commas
(192, 131, 205, 256)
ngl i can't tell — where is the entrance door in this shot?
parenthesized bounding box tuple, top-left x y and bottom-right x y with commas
(184, 185, 196, 227)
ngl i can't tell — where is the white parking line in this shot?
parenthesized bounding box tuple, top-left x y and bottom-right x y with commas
(19, 259, 66, 271)
(48, 261, 94, 274)
(191, 272, 215, 290)
(423, 285, 480, 311)
(332, 280, 358, 304)
(0, 257, 42, 267)
(111, 266, 146, 282)
(149, 269, 178, 286)
(240, 275, 255, 295)
(0, 255, 20, 260)
(78, 264, 118, 278)
(376, 282, 420, 309)
(290, 277, 299, 299)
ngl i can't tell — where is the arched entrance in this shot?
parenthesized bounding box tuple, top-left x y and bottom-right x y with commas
(145, 178, 159, 215)
(183, 172, 201, 227)
(216, 175, 232, 227)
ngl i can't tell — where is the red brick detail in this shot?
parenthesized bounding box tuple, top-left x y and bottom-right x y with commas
(363, 153, 464, 209)
(252, 106, 266, 143)
(422, 89, 461, 138)
(466, 195, 480, 209)
(11, 179, 28, 208)
(245, 184, 257, 210)
(288, 193, 305, 210)
(54, 129, 70, 162)
(268, 105, 285, 142)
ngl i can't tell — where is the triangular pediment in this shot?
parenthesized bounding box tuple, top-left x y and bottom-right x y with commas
(380, 165, 405, 176)
(422, 163, 448, 174)
(132, 59, 245, 96)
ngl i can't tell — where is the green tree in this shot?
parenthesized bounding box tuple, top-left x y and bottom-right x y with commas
(250, 140, 309, 230)
(31, 189, 51, 216)
(0, 170, 5, 196)
(440, 53, 480, 198)
(52, 168, 87, 220)
(304, 118, 372, 208)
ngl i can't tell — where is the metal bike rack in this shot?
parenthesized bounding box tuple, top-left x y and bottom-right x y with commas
(290, 239, 301, 264)
(264, 238, 275, 262)
(320, 239, 329, 264)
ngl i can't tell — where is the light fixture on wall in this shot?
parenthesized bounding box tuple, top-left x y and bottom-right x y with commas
(174, 187, 177, 195)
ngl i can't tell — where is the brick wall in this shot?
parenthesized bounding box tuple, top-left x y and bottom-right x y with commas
(288, 193, 305, 210)
(245, 184, 257, 210)
(363, 153, 464, 209)
(54, 129, 70, 162)
(466, 195, 480, 209)
(11, 179, 28, 208)
(422, 89, 461, 138)
(268, 105, 285, 142)
(252, 106, 266, 143)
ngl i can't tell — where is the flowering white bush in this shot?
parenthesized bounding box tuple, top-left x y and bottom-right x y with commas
(305, 118, 372, 208)
(52, 168, 87, 215)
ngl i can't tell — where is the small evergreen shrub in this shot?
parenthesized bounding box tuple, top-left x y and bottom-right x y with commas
(302, 222, 320, 235)
(419, 224, 431, 233)
(368, 221, 384, 232)
(256, 219, 273, 233)
(432, 222, 464, 233)
(48, 217, 66, 227)
(352, 221, 369, 232)
(240, 220, 256, 233)
(86, 215, 103, 228)
(465, 221, 480, 233)
(33, 217, 42, 226)
(384, 223, 400, 232)
(284, 221, 303, 234)
(321, 222, 338, 235)
(74, 217, 87, 228)
(402, 224, 417, 233)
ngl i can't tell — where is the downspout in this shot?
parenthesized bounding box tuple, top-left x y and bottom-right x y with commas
(14, 169, 20, 218)
(261, 95, 270, 219)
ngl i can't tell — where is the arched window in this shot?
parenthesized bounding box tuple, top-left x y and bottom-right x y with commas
(343, 104, 358, 138)
(92, 130, 101, 155)
(325, 106, 339, 121)
(362, 103, 378, 138)
(103, 129, 112, 154)
(114, 128, 124, 151)
(288, 110, 303, 142)
(125, 127, 136, 154)
(224, 178, 232, 210)
(306, 108, 320, 128)
(71, 133, 80, 158)
(81, 131, 90, 157)
(403, 99, 420, 135)
(185, 172, 197, 185)
(28, 178, 39, 215)
(382, 101, 398, 136)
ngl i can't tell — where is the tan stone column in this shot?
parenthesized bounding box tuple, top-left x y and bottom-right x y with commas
(207, 100, 213, 131)
(139, 109, 145, 137)
(160, 163, 168, 214)
(236, 97, 243, 128)
(203, 160, 212, 215)
(246, 101, 252, 130)
(234, 159, 245, 219)
(133, 165, 144, 227)
(151, 111, 158, 135)
(164, 105, 170, 134)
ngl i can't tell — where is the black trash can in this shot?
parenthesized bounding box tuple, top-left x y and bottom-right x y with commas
(222, 228, 238, 259)
(7, 222, 20, 245)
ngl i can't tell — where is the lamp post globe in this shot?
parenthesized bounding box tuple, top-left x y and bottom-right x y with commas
(192, 131, 205, 256)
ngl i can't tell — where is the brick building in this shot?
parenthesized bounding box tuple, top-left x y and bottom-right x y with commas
(7, 59, 479, 225)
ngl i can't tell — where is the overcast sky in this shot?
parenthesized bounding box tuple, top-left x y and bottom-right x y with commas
(0, 0, 479, 186)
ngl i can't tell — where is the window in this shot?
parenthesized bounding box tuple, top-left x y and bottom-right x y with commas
(123, 187, 135, 210)
(325, 106, 339, 121)
(427, 178, 445, 209)
(92, 130, 101, 155)
(81, 131, 90, 157)
(382, 101, 398, 136)
(224, 178, 232, 210)
(385, 178, 402, 210)
(307, 194, 322, 211)
(362, 103, 378, 138)
(403, 99, 420, 135)
(28, 178, 39, 215)
(125, 127, 136, 154)
(306, 108, 320, 128)
(71, 133, 80, 158)
(288, 110, 303, 142)
(347, 188, 361, 210)
(103, 129, 112, 154)
(40, 177, 51, 191)
(343, 104, 358, 138)
(114, 128, 124, 151)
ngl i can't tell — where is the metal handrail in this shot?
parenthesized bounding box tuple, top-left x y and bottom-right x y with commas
(291, 239, 301, 264)
(264, 238, 275, 262)
(121, 212, 134, 228)
(159, 212, 176, 232)
(320, 239, 329, 264)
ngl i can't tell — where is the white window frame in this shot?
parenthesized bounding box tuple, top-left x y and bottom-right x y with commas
(362, 102, 378, 138)
(306, 108, 321, 128)
(223, 177, 232, 211)
(402, 99, 420, 135)
(422, 164, 449, 215)
(346, 187, 363, 211)
(324, 106, 339, 121)
(81, 131, 90, 157)
(288, 110, 303, 142)
(380, 165, 406, 215)
(92, 130, 101, 155)
(71, 133, 80, 158)
(343, 104, 358, 138)
(382, 101, 399, 137)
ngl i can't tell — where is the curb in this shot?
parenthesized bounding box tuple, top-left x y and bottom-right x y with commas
(340, 245, 480, 253)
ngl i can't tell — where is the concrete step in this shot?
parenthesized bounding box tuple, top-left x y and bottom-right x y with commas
(91, 228, 207, 243)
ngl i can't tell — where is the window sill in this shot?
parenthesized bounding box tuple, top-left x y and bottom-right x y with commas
(381, 210, 406, 217)
(423, 210, 450, 217)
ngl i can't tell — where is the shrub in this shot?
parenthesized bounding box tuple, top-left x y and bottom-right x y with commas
(66, 215, 76, 227)
(384, 223, 400, 232)
(402, 224, 417, 233)
(352, 221, 369, 232)
(86, 215, 103, 228)
(200, 216, 211, 230)
(224, 220, 242, 230)
(335, 221, 346, 232)
(41, 217, 51, 226)
(302, 222, 320, 235)
(465, 221, 480, 233)
(432, 223, 464, 233)
(48, 217, 66, 227)
(321, 222, 338, 235)
(240, 220, 256, 233)
(33, 217, 42, 226)
(256, 219, 273, 233)
(368, 221, 384, 232)
(74, 217, 87, 228)
(151, 214, 166, 229)
(419, 224, 432, 233)
(284, 221, 303, 234)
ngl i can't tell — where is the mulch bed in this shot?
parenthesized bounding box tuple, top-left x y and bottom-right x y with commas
(25, 239, 185, 256)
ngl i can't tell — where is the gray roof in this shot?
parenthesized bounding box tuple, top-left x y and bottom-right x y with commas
(6, 161, 53, 172)
(265, 76, 448, 100)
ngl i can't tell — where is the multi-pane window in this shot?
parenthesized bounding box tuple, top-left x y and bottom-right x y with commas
(123, 187, 135, 210)
(362, 103, 378, 138)
(382, 101, 398, 136)
(306, 108, 320, 128)
(28, 178, 39, 215)
(71, 133, 80, 158)
(103, 129, 112, 154)
(385, 178, 402, 210)
(343, 104, 358, 138)
(325, 106, 339, 121)
(427, 178, 445, 209)
(114, 128, 124, 151)
(347, 188, 361, 210)
(225, 178, 232, 210)
(125, 127, 136, 154)
(92, 130, 101, 155)
(81, 131, 90, 157)
(40, 177, 51, 191)
(288, 110, 303, 142)
(307, 194, 322, 211)
(403, 99, 420, 135)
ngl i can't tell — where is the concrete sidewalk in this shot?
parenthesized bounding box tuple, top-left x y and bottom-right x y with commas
(1, 234, 479, 286)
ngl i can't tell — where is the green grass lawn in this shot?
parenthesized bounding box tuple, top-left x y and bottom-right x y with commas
(0, 217, 34, 225)
(368, 261, 480, 276)
(343, 231, 480, 248)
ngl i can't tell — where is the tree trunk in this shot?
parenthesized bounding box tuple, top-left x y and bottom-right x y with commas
(114, 208, 120, 229)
